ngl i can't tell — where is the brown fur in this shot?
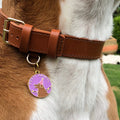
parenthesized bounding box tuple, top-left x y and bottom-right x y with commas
(101, 65, 119, 120)
(2, 0, 60, 31)
(0, 0, 60, 120)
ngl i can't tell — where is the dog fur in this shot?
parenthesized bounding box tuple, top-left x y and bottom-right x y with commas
(0, 0, 120, 120)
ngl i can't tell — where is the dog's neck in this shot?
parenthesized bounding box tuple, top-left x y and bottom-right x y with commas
(2, 0, 60, 31)
(2, 0, 117, 41)
(59, 0, 116, 41)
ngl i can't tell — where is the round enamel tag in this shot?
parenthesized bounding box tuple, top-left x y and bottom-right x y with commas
(28, 74, 51, 98)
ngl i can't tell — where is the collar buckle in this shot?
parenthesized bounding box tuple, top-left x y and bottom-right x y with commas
(3, 17, 25, 44)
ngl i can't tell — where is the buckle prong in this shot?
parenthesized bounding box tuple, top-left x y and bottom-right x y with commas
(3, 29, 9, 33)
(3, 17, 25, 44)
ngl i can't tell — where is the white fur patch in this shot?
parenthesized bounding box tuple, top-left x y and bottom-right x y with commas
(59, 0, 115, 41)
(30, 0, 120, 120)
(0, 0, 2, 8)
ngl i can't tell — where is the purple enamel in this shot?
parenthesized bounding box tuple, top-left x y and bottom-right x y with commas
(28, 74, 51, 98)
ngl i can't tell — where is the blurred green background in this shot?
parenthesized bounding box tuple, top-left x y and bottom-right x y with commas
(113, 5, 120, 54)
(104, 64, 120, 118)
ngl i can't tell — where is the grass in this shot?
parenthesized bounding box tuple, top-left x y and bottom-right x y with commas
(103, 64, 120, 118)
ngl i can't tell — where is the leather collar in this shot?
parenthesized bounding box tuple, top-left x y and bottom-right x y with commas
(0, 9, 104, 59)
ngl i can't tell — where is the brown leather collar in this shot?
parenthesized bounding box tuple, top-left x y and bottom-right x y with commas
(0, 9, 104, 59)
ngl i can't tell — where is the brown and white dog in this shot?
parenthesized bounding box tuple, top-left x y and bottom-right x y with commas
(0, 0, 120, 120)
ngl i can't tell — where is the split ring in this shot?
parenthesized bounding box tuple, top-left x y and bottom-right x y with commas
(26, 53, 41, 65)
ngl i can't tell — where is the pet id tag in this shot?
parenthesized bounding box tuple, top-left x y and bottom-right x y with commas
(26, 54, 51, 98)
(28, 73, 51, 98)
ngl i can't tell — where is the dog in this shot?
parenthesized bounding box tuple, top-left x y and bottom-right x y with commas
(0, 0, 120, 120)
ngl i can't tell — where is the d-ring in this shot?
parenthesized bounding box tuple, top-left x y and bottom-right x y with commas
(26, 53, 41, 65)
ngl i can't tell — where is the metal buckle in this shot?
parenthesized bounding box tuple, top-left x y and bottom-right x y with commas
(3, 17, 25, 44)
